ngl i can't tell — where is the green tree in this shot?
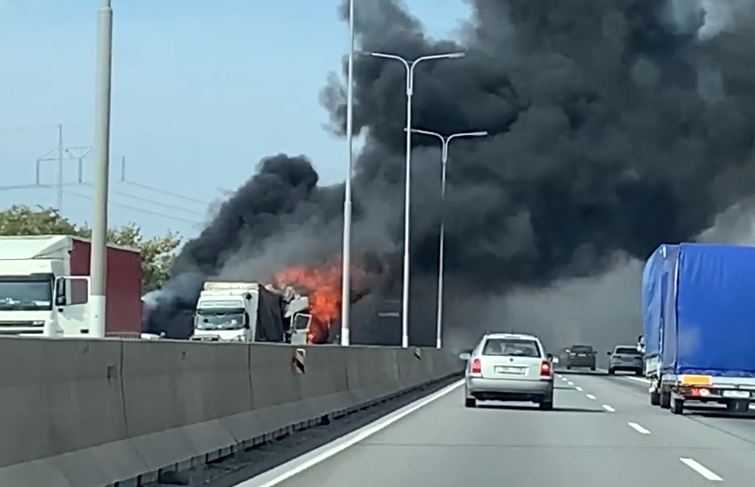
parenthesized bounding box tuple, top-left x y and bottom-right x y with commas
(0, 205, 181, 292)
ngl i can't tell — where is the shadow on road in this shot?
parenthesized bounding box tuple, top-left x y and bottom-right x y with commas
(684, 405, 755, 420)
(476, 404, 604, 413)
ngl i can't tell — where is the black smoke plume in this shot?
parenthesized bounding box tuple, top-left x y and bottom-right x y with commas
(148, 0, 755, 346)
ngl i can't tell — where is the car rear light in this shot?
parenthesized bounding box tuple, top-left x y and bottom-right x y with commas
(470, 358, 482, 375)
(540, 360, 552, 376)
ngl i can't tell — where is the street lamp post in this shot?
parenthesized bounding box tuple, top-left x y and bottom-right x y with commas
(408, 128, 487, 348)
(361, 50, 465, 348)
(90, 0, 114, 338)
(340, 0, 356, 346)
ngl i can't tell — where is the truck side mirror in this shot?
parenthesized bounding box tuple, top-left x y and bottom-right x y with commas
(607, 351, 612, 355)
(243, 312, 250, 329)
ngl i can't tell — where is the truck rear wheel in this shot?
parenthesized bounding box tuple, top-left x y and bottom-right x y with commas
(660, 390, 671, 409)
(650, 389, 660, 406)
(670, 397, 684, 415)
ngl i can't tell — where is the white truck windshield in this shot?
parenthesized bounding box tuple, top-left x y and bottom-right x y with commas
(0, 279, 52, 311)
(195, 309, 246, 331)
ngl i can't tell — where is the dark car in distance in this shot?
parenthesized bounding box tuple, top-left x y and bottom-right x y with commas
(562, 344, 597, 370)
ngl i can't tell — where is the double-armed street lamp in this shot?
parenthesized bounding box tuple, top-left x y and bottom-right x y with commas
(359, 50, 465, 348)
(408, 129, 488, 348)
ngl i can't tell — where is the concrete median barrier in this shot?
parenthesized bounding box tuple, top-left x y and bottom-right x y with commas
(0, 337, 462, 487)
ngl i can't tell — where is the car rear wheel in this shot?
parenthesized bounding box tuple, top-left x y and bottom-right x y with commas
(464, 397, 476, 408)
(608, 368, 615, 375)
(539, 394, 554, 410)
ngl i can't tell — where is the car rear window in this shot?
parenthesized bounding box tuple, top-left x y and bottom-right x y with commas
(571, 345, 593, 352)
(615, 347, 641, 355)
(482, 338, 542, 358)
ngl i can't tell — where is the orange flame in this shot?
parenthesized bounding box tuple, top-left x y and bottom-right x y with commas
(274, 257, 371, 343)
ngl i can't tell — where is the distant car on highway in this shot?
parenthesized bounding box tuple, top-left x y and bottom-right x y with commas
(460, 333, 554, 410)
(561, 344, 597, 370)
(607, 345, 644, 376)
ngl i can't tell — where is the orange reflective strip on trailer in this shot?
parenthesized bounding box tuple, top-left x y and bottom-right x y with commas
(680, 375, 712, 386)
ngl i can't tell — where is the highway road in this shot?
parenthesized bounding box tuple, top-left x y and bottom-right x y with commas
(239, 370, 755, 487)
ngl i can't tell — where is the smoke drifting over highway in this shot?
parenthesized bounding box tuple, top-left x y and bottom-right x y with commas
(153, 0, 755, 347)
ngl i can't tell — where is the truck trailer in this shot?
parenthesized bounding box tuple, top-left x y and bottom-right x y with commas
(0, 235, 142, 337)
(642, 242, 755, 414)
(190, 281, 312, 343)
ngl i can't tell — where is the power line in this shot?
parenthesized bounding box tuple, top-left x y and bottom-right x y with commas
(116, 156, 212, 206)
(77, 182, 205, 217)
(0, 182, 202, 225)
(117, 180, 211, 206)
(61, 188, 201, 224)
(0, 124, 61, 132)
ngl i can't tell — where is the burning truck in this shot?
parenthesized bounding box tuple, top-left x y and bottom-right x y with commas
(190, 281, 314, 344)
(187, 259, 373, 344)
(143, 257, 378, 343)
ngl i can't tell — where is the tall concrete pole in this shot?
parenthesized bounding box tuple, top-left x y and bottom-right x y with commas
(340, 0, 356, 346)
(90, 0, 114, 338)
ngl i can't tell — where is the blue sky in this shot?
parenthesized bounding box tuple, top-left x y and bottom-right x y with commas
(0, 0, 470, 240)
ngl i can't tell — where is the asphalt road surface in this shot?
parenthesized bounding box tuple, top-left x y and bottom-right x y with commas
(237, 369, 755, 487)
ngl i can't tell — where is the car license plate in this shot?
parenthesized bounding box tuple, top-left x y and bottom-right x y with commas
(495, 366, 524, 375)
(722, 390, 750, 398)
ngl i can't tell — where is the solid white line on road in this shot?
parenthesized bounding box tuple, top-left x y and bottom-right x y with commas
(576, 386, 583, 391)
(625, 376, 650, 384)
(602, 404, 615, 412)
(237, 380, 464, 487)
(680, 458, 723, 481)
(586, 394, 596, 400)
(628, 422, 650, 435)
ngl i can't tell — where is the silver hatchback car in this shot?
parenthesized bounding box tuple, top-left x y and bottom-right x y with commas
(461, 333, 555, 410)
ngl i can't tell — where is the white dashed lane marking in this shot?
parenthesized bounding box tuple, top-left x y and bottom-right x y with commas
(679, 458, 723, 481)
(627, 422, 650, 435)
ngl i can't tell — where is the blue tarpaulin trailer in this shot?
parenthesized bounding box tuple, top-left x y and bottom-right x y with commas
(641, 242, 755, 415)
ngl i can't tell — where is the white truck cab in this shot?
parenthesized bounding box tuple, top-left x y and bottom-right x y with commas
(192, 283, 257, 341)
(0, 236, 91, 337)
(191, 281, 312, 343)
